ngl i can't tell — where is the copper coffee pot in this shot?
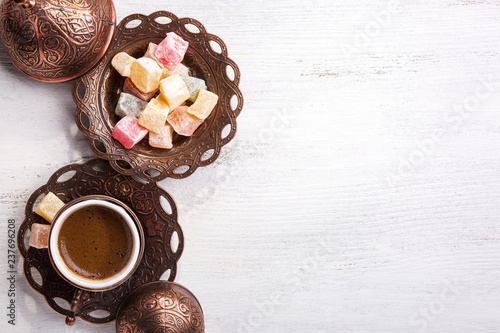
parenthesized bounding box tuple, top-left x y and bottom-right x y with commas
(0, 0, 115, 82)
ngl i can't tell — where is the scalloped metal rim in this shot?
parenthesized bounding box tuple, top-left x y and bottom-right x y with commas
(17, 159, 183, 324)
(72, 11, 243, 182)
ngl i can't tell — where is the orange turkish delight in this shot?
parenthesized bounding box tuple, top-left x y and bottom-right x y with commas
(29, 223, 51, 249)
(167, 106, 203, 136)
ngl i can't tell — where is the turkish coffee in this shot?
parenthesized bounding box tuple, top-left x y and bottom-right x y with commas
(57, 205, 133, 280)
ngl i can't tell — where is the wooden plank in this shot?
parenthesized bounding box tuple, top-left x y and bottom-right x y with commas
(1, 0, 500, 331)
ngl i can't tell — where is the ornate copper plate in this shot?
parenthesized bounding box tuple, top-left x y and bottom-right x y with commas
(72, 11, 244, 182)
(116, 281, 204, 333)
(0, 0, 115, 82)
(17, 159, 183, 324)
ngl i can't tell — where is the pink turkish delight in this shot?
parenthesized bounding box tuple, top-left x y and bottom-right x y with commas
(145, 42, 190, 78)
(154, 33, 189, 70)
(112, 115, 148, 149)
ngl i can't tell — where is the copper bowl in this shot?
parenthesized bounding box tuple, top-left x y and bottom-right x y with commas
(116, 281, 204, 333)
(72, 11, 243, 182)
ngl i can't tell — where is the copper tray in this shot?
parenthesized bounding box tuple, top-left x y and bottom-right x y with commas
(17, 159, 184, 324)
(73, 11, 244, 182)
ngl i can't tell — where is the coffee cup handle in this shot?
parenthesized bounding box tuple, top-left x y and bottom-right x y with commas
(66, 289, 86, 325)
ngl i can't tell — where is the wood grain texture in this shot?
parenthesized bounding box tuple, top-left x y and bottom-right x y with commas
(1, 0, 500, 332)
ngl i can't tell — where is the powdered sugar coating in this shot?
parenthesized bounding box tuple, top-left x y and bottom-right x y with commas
(154, 32, 189, 70)
(112, 115, 148, 149)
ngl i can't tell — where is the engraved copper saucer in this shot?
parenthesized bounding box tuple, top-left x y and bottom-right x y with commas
(72, 11, 244, 182)
(0, 0, 115, 82)
(17, 159, 184, 324)
(116, 281, 204, 333)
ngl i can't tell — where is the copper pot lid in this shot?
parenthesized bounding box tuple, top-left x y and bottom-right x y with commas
(0, 0, 115, 82)
(116, 281, 205, 333)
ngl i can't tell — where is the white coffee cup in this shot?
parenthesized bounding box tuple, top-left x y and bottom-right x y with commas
(48, 196, 144, 292)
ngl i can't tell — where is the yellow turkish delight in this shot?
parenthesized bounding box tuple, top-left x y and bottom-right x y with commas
(144, 42, 190, 79)
(138, 97, 170, 134)
(159, 74, 190, 110)
(111, 52, 135, 77)
(34, 192, 65, 223)
(129, 57, 162, 93)
(187, 89, 218, 120)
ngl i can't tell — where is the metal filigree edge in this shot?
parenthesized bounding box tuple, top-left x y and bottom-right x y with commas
(72, 11, 243, 181)
(17, 159, 183, 324)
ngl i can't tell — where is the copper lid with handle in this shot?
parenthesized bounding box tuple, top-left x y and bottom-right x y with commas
(0, 0, 115, 82)
(116, 281, 205, 333)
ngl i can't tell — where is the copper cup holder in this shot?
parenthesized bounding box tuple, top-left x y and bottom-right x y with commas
(18, 159, 183, 324)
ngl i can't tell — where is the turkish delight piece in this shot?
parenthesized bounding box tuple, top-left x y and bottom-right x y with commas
(154, 32, 189, 70)
(123, 78, 158, 102)
(112, 115, 148, 149)
(159, 74, 190, 110)
(111, 52, 135, 77)
(149, 124, 174, 149)
(145, 42, 190, 78)
(29, 223, 51, 249)
(115, 92, 148, 118)
(149, 95, 170, 114)
(138, 97, 170, 134)
(161, 63, 190, 79)
(187, 89, 218, 120)
(182, 74, 207, 102)
(144, 42, 164, 68)
(35, 192, 65, 223)
(129, 57, 162, 93)
(167, 106, 203, 136)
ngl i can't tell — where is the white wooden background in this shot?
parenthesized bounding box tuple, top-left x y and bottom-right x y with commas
(1, 0, 500, 332)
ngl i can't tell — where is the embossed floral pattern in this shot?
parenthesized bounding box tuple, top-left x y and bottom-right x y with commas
(116, 282, 204, 333)
(18, 159, 183, 324)
(0, 0, 115, 81)
(73, 11, 243, 181)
